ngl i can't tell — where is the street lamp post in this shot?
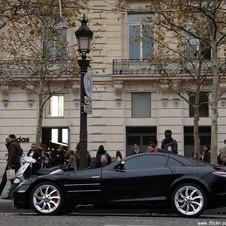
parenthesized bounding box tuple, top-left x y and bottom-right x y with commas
(75, 15, 93, 169)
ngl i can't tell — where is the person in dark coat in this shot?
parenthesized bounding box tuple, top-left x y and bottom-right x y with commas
(202, 144, 211, 163)
(129, 143, 143, 156)
(74, 142, 92, 169)
(90, 145, 112, 168)
(0, 134, 23, 198)
(27, 143, 42, 175)
(90, 153, 112, 169)
(161, 130, 178, 154)
(96, 145, 107, 157)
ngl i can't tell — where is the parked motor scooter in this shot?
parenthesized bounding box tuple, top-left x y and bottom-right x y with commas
(9, 156, 64, 198)
(9, 155, 36, 197)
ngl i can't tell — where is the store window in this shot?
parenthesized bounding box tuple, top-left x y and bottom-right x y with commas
(42, 127, 69, 149)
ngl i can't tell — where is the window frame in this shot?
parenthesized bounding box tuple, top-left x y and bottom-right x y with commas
(128, 13, 154, 60)
(45, 95, 64, 118)
(185, 23, 211, 60)
(131, 92, 151, 118)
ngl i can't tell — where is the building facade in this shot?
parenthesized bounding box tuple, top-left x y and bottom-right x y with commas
(0, 0, 226, 165)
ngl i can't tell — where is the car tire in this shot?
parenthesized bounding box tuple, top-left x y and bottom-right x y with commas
(171, 183, 207, 218)
(30, 182, 64, 215)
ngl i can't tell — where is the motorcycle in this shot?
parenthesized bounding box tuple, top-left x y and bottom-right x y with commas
(9, 155, 64, 198)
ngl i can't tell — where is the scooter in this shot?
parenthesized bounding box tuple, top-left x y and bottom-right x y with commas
(9, 155, 36, 197)
(9, 155, 64, 198)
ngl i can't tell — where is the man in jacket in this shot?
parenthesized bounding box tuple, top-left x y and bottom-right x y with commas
(161, 130, 178, 154)
(0, 134, 23, 198)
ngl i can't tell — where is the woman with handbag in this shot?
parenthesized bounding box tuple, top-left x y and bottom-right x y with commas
(0, 134, 23, 199)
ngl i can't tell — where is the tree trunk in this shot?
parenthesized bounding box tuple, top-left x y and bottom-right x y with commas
(36, 92, 44, 148)
(193, 93, 200, 159)
(210, 41, 219, 164)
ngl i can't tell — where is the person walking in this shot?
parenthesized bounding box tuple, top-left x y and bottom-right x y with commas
(161, 130, 178, 154)
(0, 134, 23, 198)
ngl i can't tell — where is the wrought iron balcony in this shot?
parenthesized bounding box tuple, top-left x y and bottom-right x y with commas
(113, 59, 226, 76)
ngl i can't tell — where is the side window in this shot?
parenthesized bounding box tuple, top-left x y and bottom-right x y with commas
(167, 158, 184, 167)
(124, 154, 167, 170)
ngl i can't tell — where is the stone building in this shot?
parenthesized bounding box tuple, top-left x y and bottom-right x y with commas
(0, 0, 226, 166)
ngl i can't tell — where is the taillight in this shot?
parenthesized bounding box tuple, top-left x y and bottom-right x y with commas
(212, 171, 226, 177)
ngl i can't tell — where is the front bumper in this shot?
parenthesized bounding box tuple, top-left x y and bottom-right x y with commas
(13, 179, 36, 208)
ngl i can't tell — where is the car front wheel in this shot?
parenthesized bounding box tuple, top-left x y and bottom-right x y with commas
(30, 182, 64, 215)
(171, 183, 207, 218)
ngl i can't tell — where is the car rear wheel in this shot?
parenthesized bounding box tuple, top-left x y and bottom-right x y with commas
(30, 182, 64, 215)
(171, 183, 207, 218)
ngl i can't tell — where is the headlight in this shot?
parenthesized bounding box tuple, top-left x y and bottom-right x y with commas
(16, 178, 36, 190)
(212, 171, 226, 177)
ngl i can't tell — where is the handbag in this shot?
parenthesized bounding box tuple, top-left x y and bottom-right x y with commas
(6, 168, 15, 180)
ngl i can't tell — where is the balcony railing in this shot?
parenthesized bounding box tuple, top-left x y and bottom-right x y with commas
(113, 59, 226, 76)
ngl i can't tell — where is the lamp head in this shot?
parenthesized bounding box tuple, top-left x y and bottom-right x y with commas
(75, 15, 93, 55)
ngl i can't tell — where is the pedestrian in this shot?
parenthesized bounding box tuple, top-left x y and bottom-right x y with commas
(74, 142, 92, 169)
(41, 156, 51, 168)
(219, 139, 226, 165)
(27, 143, 42, 175)
(129, 143, 143, 156)
(96, 145, 107, 157)
(66, 150, 77, 171)
(148, 137, 162, 152)
(0, 134, 23, 199)
(112, 150, 123, 162)
(161, 130, 178, 154)
(38, 143, 50, 160)
(202, 144, 211, 163)
(90, 153, 112, 168)
(49, 146, 65, 167)
(90, 145, 112, 168)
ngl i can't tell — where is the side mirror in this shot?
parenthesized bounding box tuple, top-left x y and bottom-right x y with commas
(116, 161, 125, 171)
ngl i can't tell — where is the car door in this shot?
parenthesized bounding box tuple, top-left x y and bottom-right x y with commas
(101, 153, 174, 206)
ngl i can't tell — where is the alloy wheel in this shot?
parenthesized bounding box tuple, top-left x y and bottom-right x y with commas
(31, 182, 63, 215)
(172, 184, 206, 217)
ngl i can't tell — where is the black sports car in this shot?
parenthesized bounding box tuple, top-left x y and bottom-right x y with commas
(13, 152, 226, 217)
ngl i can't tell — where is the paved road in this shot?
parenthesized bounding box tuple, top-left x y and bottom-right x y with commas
(0, 199, 226, 226)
